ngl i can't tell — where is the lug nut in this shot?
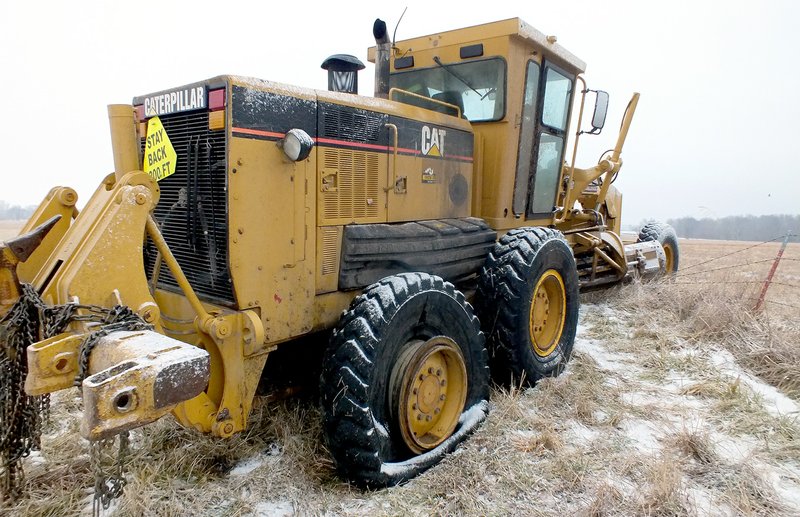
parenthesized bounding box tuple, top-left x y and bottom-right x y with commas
(436, 369, 442, 376)
(439, 394, 446, 401)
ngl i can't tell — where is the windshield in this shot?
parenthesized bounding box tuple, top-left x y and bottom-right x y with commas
(389, 58, 506, 122)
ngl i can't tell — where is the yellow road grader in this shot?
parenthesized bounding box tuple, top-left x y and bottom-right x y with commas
(0, 16, 677, 499)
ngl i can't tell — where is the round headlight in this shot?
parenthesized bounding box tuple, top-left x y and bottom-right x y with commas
(280, 128, 314, 162)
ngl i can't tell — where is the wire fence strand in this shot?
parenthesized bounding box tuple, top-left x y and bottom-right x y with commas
(680, 235, 790, 271)
(676, 259, 776, 278)
(743, 296, 800, 311)
(765, 281, 800, 289)
(676, 280, 800, 289)
(763, 299, 800, 310)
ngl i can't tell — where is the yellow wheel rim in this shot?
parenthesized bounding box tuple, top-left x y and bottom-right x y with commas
(529, 269, 566, 357)
(392, 336, 467, 454)
(663, 243, 675, 273)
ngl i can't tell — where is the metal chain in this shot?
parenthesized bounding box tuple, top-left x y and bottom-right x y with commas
(90, 431, 129, 517)
(73, 305, 153, 386)
(1, 284, 151, 506)
(0, 283, 52, 501)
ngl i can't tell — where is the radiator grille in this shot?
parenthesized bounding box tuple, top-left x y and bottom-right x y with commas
(142, 111, 234, 305)
(321, 148, 379, 221)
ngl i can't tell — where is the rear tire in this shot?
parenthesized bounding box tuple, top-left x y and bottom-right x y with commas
(320, 272, 489, 487)
(475, 227, 579, 386)
(638, 222, 680, 273)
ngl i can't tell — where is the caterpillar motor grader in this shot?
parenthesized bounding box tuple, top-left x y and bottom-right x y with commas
(1, 16, 676, 495)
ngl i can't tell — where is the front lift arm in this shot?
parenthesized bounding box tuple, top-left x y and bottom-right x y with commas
(556, 91, 640, 223)
(13, 105, 268, 442)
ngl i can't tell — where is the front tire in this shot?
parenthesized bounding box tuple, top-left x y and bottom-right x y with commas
(320, 272, 489, 487)
(638, 222, 680, 273)
(475, 227, 579, 386)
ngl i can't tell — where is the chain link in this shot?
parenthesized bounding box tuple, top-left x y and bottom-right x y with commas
(90, 431, 129, 517)
(1, 284, 151, 508)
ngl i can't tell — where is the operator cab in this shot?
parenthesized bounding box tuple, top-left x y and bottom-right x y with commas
(369, 18, 602, 230)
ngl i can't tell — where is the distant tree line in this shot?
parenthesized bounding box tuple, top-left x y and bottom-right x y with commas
(0, 201, 36, 220)
(666, 214, 799, 243)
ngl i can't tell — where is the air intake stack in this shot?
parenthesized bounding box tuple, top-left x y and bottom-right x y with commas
(320, 54, 365, 94)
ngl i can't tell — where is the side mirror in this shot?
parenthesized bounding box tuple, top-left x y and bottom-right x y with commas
(590, 90, 609, 134)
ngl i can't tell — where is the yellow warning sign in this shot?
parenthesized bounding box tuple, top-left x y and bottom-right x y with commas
(144, 117, 177, 182)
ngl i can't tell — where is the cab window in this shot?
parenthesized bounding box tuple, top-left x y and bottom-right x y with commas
(390, 58, 506, 122)
(542, 68, 572, 130)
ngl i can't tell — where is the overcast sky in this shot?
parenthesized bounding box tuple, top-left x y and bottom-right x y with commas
(1, 0, 797, 225)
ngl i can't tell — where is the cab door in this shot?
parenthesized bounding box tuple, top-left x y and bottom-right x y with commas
(512, 60, 575, 219)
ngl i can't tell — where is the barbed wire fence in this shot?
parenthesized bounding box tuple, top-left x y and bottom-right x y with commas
(673, 231, 800, 311)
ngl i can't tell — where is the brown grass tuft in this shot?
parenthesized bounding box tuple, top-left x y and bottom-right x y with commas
(636, 454, 688, 516)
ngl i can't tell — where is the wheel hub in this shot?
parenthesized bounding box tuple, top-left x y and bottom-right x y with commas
(529, 269, 566, 357)
(391, 336, 467, 454)
(663, 243, 674, 273)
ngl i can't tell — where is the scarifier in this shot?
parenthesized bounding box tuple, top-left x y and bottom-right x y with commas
(1, 16, 677, 499)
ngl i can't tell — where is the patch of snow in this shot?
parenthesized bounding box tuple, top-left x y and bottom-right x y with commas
(662, 411, 707, 432)
(603, 376, 622, 388)
(513, 429, 536, 439)
(573, 336, 630, 373)
(621, 419, 662, 452)
(81, 494, 118, 516)
(567, 422, 599, 442)
(709, 349, 799, 417)
(671, 346, 700, 358)
(685, 485, 729, 517)
(710, 432, 758, 463)
(371, 413, 389, 439)
(620, 390, 668, 407)
(230, 455, 265, 476)
(752, 461, 800, 512)
(380, 400, 488, 477)
(249, 500, 294, 517)
(266, 442, 282, 457)
(24, 450, 47, 466)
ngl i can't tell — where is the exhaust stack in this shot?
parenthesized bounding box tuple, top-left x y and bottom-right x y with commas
(373, 19, 391, 99)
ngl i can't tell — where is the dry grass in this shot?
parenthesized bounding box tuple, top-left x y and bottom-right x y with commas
(4, 237, 800, 516)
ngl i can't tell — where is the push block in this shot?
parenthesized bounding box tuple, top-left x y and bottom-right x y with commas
(26, 330, 210, 440)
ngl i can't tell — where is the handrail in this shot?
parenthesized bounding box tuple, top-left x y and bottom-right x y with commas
(384, 123, 399, 195)
(388, 88, 462, 118)
(555, 76, 589, 224)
